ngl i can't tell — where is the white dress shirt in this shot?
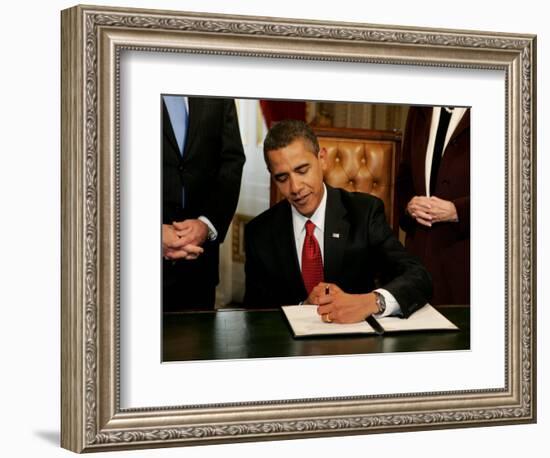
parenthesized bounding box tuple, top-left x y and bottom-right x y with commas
(290, 184, 401, 317)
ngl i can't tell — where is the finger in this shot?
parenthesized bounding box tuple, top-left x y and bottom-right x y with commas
(317, 304, 333, 315)
(175, 227, 193, 237)
(311, 283, 328, 296)
(184, 253, 200, 260)
(411, 199, 432, 211)
(165, 248, 189, 260)
(177, 231, 205, 246)
(415, 217, 432, 227)
(316, 295, 333, 306)
(171, 236, 193, 248)
(183, 244, 204, 255)
(163, 231, 184, 249)
(324, 283, 339, 294)
(172, 220, 190, 230)
(163, 238, 183, 250)
(411, 209, 432, 221)
(324, 310, 339, 323)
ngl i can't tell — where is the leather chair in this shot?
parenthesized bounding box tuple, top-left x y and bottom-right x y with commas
(270, 126, 402, 233)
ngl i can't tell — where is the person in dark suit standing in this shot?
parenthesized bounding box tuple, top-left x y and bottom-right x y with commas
(396, 106, 470, 305)
(162, 96, 245, 311)
(243, 120, 431, 323)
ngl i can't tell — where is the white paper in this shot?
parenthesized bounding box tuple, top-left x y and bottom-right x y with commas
(377, 304, 459, 332)
(282, 305, 376, 336)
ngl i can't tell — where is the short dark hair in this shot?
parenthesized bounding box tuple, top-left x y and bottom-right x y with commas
(263, 119, 320, 162)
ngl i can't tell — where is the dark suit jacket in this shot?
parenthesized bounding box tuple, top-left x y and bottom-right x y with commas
(244, 186, 432, 317)
(163, 97, 245, 307)
(396, 106, 470, 305)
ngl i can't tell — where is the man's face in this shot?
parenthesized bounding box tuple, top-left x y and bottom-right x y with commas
(266, 138, 327, 217)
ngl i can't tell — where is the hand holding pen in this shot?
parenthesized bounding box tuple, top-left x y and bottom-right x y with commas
(309, 282, 380, 324)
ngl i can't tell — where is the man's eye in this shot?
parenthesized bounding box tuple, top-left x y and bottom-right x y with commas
(275, 175, 288, 183)
(297, 166, 309, 174)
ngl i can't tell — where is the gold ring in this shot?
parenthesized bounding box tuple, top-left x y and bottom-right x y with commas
(323, 313, 333, 323)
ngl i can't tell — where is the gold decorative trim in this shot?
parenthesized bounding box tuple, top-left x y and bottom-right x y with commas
(232, 214, 253, 264)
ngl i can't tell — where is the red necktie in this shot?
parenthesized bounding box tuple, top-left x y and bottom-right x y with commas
(301, 220, 324, 295)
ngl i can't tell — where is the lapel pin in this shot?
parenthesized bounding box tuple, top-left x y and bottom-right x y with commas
(332, 233, 340, 238)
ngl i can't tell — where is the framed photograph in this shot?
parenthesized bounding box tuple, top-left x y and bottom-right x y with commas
(160, 95, 470, 362)
(61, 4, 536, 453)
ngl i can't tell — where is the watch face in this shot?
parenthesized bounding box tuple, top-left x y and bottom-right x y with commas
(376, 293, 386, 313)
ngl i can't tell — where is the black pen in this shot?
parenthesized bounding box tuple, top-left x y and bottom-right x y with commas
(325, 285, 330, 295)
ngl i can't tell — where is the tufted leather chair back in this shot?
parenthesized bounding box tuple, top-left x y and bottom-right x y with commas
(270, 127, 402, 233)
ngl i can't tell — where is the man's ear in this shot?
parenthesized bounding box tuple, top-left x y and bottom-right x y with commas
(264, 151, 272, 173)
(319, 147, 328, 170)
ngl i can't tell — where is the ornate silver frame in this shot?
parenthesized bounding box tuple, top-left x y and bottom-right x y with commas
(61, 4, 536, 453)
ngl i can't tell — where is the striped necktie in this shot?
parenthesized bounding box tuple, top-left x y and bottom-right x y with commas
(301, 220, 324, 296)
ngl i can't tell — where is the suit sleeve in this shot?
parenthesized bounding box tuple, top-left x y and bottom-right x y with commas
(203, 99, 246, 243)
(243, 222, 269, 308)
(369, 198, 433, 317)
(452, 195, 470, 238)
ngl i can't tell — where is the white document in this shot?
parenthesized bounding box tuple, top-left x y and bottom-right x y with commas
(376, 304, 459, 332)
(281, 305, 376, 337)
(282, 304, 459, 338)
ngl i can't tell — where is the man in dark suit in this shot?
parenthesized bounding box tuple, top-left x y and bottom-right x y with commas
(244, 120, 431, 323)
(397, 106, 470, 305)
(162, 96, 245, 311)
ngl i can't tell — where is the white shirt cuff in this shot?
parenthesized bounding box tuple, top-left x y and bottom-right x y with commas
(198, 216, 218, 241)
(374, 288, 402, 317)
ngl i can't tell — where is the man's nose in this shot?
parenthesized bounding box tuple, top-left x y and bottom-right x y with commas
(289, 175, 302, 194)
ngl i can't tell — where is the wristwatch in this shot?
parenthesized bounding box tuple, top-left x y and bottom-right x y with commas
(374, 291, 386, 315)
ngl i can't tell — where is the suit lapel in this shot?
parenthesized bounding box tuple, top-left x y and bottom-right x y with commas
(182, 97, 201, 161)
(447, 109, 470, 145)
(412, 107, 432, 195)
(323, 186, 350, 283)
(438, 109, 470, 177)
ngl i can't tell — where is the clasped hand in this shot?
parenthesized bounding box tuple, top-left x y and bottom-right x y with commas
(406, 195, 458, 227)
(306, 283, 379, 324)
(162, 219, 208, 261)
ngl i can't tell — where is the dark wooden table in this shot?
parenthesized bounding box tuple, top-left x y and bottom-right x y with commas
(162, 306, 469, 362)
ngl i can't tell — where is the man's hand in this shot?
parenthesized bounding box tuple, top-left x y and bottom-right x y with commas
(406, 195, 458, 226)
(428, 196, 458, 223)
(173, 219, 209, 247)
(162, 224, 185, 253)
(406, 196, 433, 227)
(307, 283, 379, 324)
(162, 223, 204, 261)
(165, 243, 204, 260)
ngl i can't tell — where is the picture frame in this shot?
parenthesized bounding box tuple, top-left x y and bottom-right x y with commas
(61, 4, 536, 453)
